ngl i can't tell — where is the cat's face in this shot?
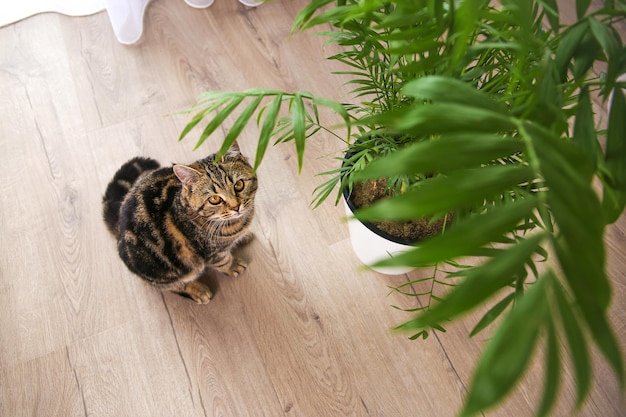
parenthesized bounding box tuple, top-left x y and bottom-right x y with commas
(174, 147, 257, 222)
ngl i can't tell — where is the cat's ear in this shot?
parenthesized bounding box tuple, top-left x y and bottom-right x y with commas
(173, 164, 202, 188)
(223, 141, 243, 159)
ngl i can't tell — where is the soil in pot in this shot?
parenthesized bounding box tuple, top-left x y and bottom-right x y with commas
(350, 178, 449, 242)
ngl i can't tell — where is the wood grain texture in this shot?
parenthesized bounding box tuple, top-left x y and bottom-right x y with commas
(0, 1, 624, 416)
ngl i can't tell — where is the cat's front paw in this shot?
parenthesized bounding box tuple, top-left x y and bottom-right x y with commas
(237, 231, 255, 246)
(182, 281, 213, 304)
(227, 257, 248, 277)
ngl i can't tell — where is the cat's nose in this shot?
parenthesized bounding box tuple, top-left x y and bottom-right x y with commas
(230, 204, 241, 213)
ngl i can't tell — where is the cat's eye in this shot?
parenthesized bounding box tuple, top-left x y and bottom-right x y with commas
(234, 179, 245, 192)
(208, 195, 222, 205)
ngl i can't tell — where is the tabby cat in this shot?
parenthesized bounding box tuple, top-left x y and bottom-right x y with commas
(102, 144, 258, 304)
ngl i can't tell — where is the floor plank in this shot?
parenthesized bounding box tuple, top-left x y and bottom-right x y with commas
(1, 1, 624, 416)
(0, 349, 84, 417)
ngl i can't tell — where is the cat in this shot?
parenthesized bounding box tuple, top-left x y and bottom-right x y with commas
(102, 144, 258, 304)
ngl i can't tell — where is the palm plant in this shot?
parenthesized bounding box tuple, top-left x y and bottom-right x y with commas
(180, 0, 626, 415)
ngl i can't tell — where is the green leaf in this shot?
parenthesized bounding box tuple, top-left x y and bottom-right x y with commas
(538, 0, 559, 32)
(580, 295, 626, 389)
(536, 312, 561, 417)
(469, 293, 515, 337)
(217, 95, 263, 158)
(589, 17, 621, 96)
(292, 0, 335, 32)
(602, 87, 626, 223)
(179, 107, 211, 142)
(312, 174, 341, 208)
(292, 94, 307, 172)
(526, 120, 596, 193)
(572, 86, 599, 169)
(543, 164, 609, 312)
(397, 233, 545, 335)
(553, 282, 591, 409)
(555, 21, 589, 81)
(576, 0, 591, 18)
(553, 240, 625, 389)
(460, 273, 551, 417)
(449, 0, 483, 70)
(381, 103, 517, 136)
(312, 96, 350, 123)
(402, 76, 508, 114)
(355, 165, 534, 222)
(354, 134, 524, 180)
(573, 31, 600, 79)
(528, 123, 608, 310)
(372, 197, 538, 269)
(527, 57, 565, 129)
(193, 96, 245, 150)
(312, 96, 352, 142)
(386, 38, 444, 56)
(255, 94, 283, 171)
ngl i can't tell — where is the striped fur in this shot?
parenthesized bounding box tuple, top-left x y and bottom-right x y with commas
(102, 147, 257, 303)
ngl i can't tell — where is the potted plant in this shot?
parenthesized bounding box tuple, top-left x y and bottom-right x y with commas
(180, 0, 626, 415)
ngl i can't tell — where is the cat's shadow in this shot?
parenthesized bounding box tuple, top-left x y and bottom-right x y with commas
(199, 268, 221, 297)
(171, 268, 221, 303)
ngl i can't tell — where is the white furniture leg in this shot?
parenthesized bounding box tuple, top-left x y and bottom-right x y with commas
(104, 0, 223, 45)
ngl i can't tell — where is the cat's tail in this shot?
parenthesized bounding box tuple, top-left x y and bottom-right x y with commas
(102, 157, 160, 236)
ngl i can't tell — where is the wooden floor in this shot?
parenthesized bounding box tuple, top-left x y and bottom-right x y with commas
(1, 1, 624, 416)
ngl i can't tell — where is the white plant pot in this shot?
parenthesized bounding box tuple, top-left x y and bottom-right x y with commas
(238, 0, 264, 6)
(344, 195, 416, 275)
(184, 0, 215, 8)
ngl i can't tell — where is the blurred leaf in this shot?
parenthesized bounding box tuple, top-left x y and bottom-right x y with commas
(527, 58, 565, 129)
(396, 232, 545, 332)
(536, 312, 561, 417)
(529, 122, 608, 312)
(449, 0, 483, 70)
(589, 17, 621, 96)
(403, 76, 507, 114)
(555, 21, 589, 81)
(553, 282, 591, 409)
(553, 238, 625, 389)
(386, 38, 444, 55)
(469, 293, 515, 337)
(461, 273, 551, 417)
(431, 323, 447, 332)
(538, 0, 559, 32)
(576, 0, 591, 18)
(602, 87, 626, 223)
(355, 165, 534, 221)
(539, 156, 610, 315)
(572, 32, 600, 79)
(572, 86, 599, 169)
(354, 133, 524, 180)
(376, 103, 517, 136)
(355, 133, 524, 180)
(526, 121, 596, 192)
(372, 197, 538, 268)
(293, 0, 344, 31)
(584, 301, 625, 388)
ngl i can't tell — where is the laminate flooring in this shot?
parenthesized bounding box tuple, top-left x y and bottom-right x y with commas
(1, 1, 624, 416)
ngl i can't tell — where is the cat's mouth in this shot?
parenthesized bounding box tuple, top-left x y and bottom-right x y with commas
(220, 209, 247, 221)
